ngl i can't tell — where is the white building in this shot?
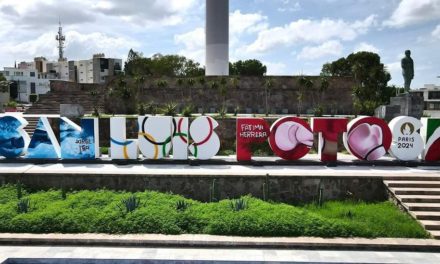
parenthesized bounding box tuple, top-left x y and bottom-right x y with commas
(1, 66, 51, 103)
(411, 84, 440, 117)
(1, 54, 122, 103)
(72, 54, 122, 84)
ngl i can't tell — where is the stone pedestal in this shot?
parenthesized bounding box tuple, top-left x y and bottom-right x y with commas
(375, 93, 424, 121)
(60, 104, 84, 118)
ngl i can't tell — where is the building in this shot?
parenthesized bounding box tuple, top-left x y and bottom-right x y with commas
(1, 65, 51, 102)
(411, 84, 440, 117)
(73, 54, 122, 84)
(1, 54, 122, 103)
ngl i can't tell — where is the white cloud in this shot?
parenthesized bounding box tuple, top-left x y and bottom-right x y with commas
(0, 0, 193, 68)
(277, 2, 301, 12)
(174, 27, 205, 63)
(432, 24, 440, 38)
(354, 42, 380, 53)
(384, 0, 440, 28)
(244, 15, 378, 54)
(0, 0, 199, 29)
(297, 40, 343, 60)
(386, 62, 401, 73)
(230, 10, 268, 34)
(2, 31, 139, 63)
(263, 61, 288, 75)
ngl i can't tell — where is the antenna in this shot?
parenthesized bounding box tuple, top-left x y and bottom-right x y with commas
(56, 19, 66, 62)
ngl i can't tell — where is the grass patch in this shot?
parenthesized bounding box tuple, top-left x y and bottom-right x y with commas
(0, 185, 429, 238)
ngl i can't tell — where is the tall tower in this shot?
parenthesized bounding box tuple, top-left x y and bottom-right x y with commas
(56, 20, 66, 62)
(206, 0, 229, 76)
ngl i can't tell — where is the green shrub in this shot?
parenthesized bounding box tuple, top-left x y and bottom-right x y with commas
(0, 185, 429, 238)
(138, 104, 146, 115)
(145, 102, 158, 115)
(176, 200, 190, 211)
(217, 107, 227, 119)
(210, 81, 219, 89)
(100, 147, 109, 155)
(17, 198, 31, 214)
(5, 101, 17, 108)
(156, 80, 168, 88)
(29, 94, 38, 103)
(230, 198, 248, 212)
(181, 105, 194, 117)
(117, 195, 142, 214)
(160, 102, 177, 116)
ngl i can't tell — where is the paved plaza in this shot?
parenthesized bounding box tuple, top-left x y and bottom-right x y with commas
(1, 246, 440, 263)
(0, 154, 439, 178)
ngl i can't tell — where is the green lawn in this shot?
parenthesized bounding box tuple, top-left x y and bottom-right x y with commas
(0, 184, 429, 238)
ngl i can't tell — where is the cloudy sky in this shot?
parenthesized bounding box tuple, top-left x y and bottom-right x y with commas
(0, 0, 439, 88)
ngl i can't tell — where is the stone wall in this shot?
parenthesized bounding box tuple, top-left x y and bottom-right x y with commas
(50, 80, 100, 93)
(0, 173, 387, 204)
(105, 76, 356, 115)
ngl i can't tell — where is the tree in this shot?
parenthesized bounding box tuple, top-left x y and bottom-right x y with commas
(264, 78, 274, 115)
(321, 58, 351, 77)
(124, 50, 204, 77)
(321, 52, 391, 115)
(230, 59, 267, 76)
(0, 73, 10, 93)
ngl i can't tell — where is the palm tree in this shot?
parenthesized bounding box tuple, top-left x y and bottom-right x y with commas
(296, 91, 304, 116)
(187, 78, 196, 102)
(134, 75, 146, 99)
(298, 76, 314, 111)
(264, 78, 274, 115)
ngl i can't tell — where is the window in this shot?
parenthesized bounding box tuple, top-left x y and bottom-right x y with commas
(428, 103, 440, 110)
(30, 72, 35, 77)
(428, 91, 440, 100)
(4, 71, 9, 76)
(30, 83, 36, 93)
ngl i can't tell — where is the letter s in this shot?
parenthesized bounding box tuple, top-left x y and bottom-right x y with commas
(189, 116, 220, 160)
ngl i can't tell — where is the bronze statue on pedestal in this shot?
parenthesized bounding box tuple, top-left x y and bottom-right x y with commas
(401, 50, 414, 93)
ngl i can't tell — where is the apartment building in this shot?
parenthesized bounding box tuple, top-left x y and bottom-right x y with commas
(1, 54, 122, 103)
(411, 84, 440, 117)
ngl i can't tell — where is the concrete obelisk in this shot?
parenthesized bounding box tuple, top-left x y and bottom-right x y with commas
(206, 0, 229, 76)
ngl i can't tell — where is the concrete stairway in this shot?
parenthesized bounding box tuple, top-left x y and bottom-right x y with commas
(24, 117, 40, 137)
(25, 90, 105, 115)
(385, 178, 440, 239)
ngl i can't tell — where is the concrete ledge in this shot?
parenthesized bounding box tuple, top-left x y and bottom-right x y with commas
(0, 233, 439, 252)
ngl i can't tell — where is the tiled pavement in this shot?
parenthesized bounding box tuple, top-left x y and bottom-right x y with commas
(1, 246, 440, 263)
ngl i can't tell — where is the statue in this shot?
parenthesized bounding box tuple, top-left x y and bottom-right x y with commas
(401, 50, 414, 93)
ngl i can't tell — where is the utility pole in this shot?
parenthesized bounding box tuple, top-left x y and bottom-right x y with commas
(56, 19, 66, 62)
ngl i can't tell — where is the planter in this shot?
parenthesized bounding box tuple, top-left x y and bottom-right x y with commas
(4, 107, 17, 112)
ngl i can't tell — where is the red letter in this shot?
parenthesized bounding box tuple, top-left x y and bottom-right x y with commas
(312, 118, 348, 162)
(236, 118, 270, 161)
(269, 117, 313, 160)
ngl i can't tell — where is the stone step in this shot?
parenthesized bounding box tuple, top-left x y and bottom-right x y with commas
(385, 181, 440, 188)
(429, 230, 440, 239)
(413, 211, 440, 221)
(420, 220, 440, 231)
(398, 195, 440, 203)
(384, 176, 440, 181)
(406, 203, 440, 211)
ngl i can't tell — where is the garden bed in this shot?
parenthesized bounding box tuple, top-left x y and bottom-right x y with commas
(0, 185, 428, 238)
